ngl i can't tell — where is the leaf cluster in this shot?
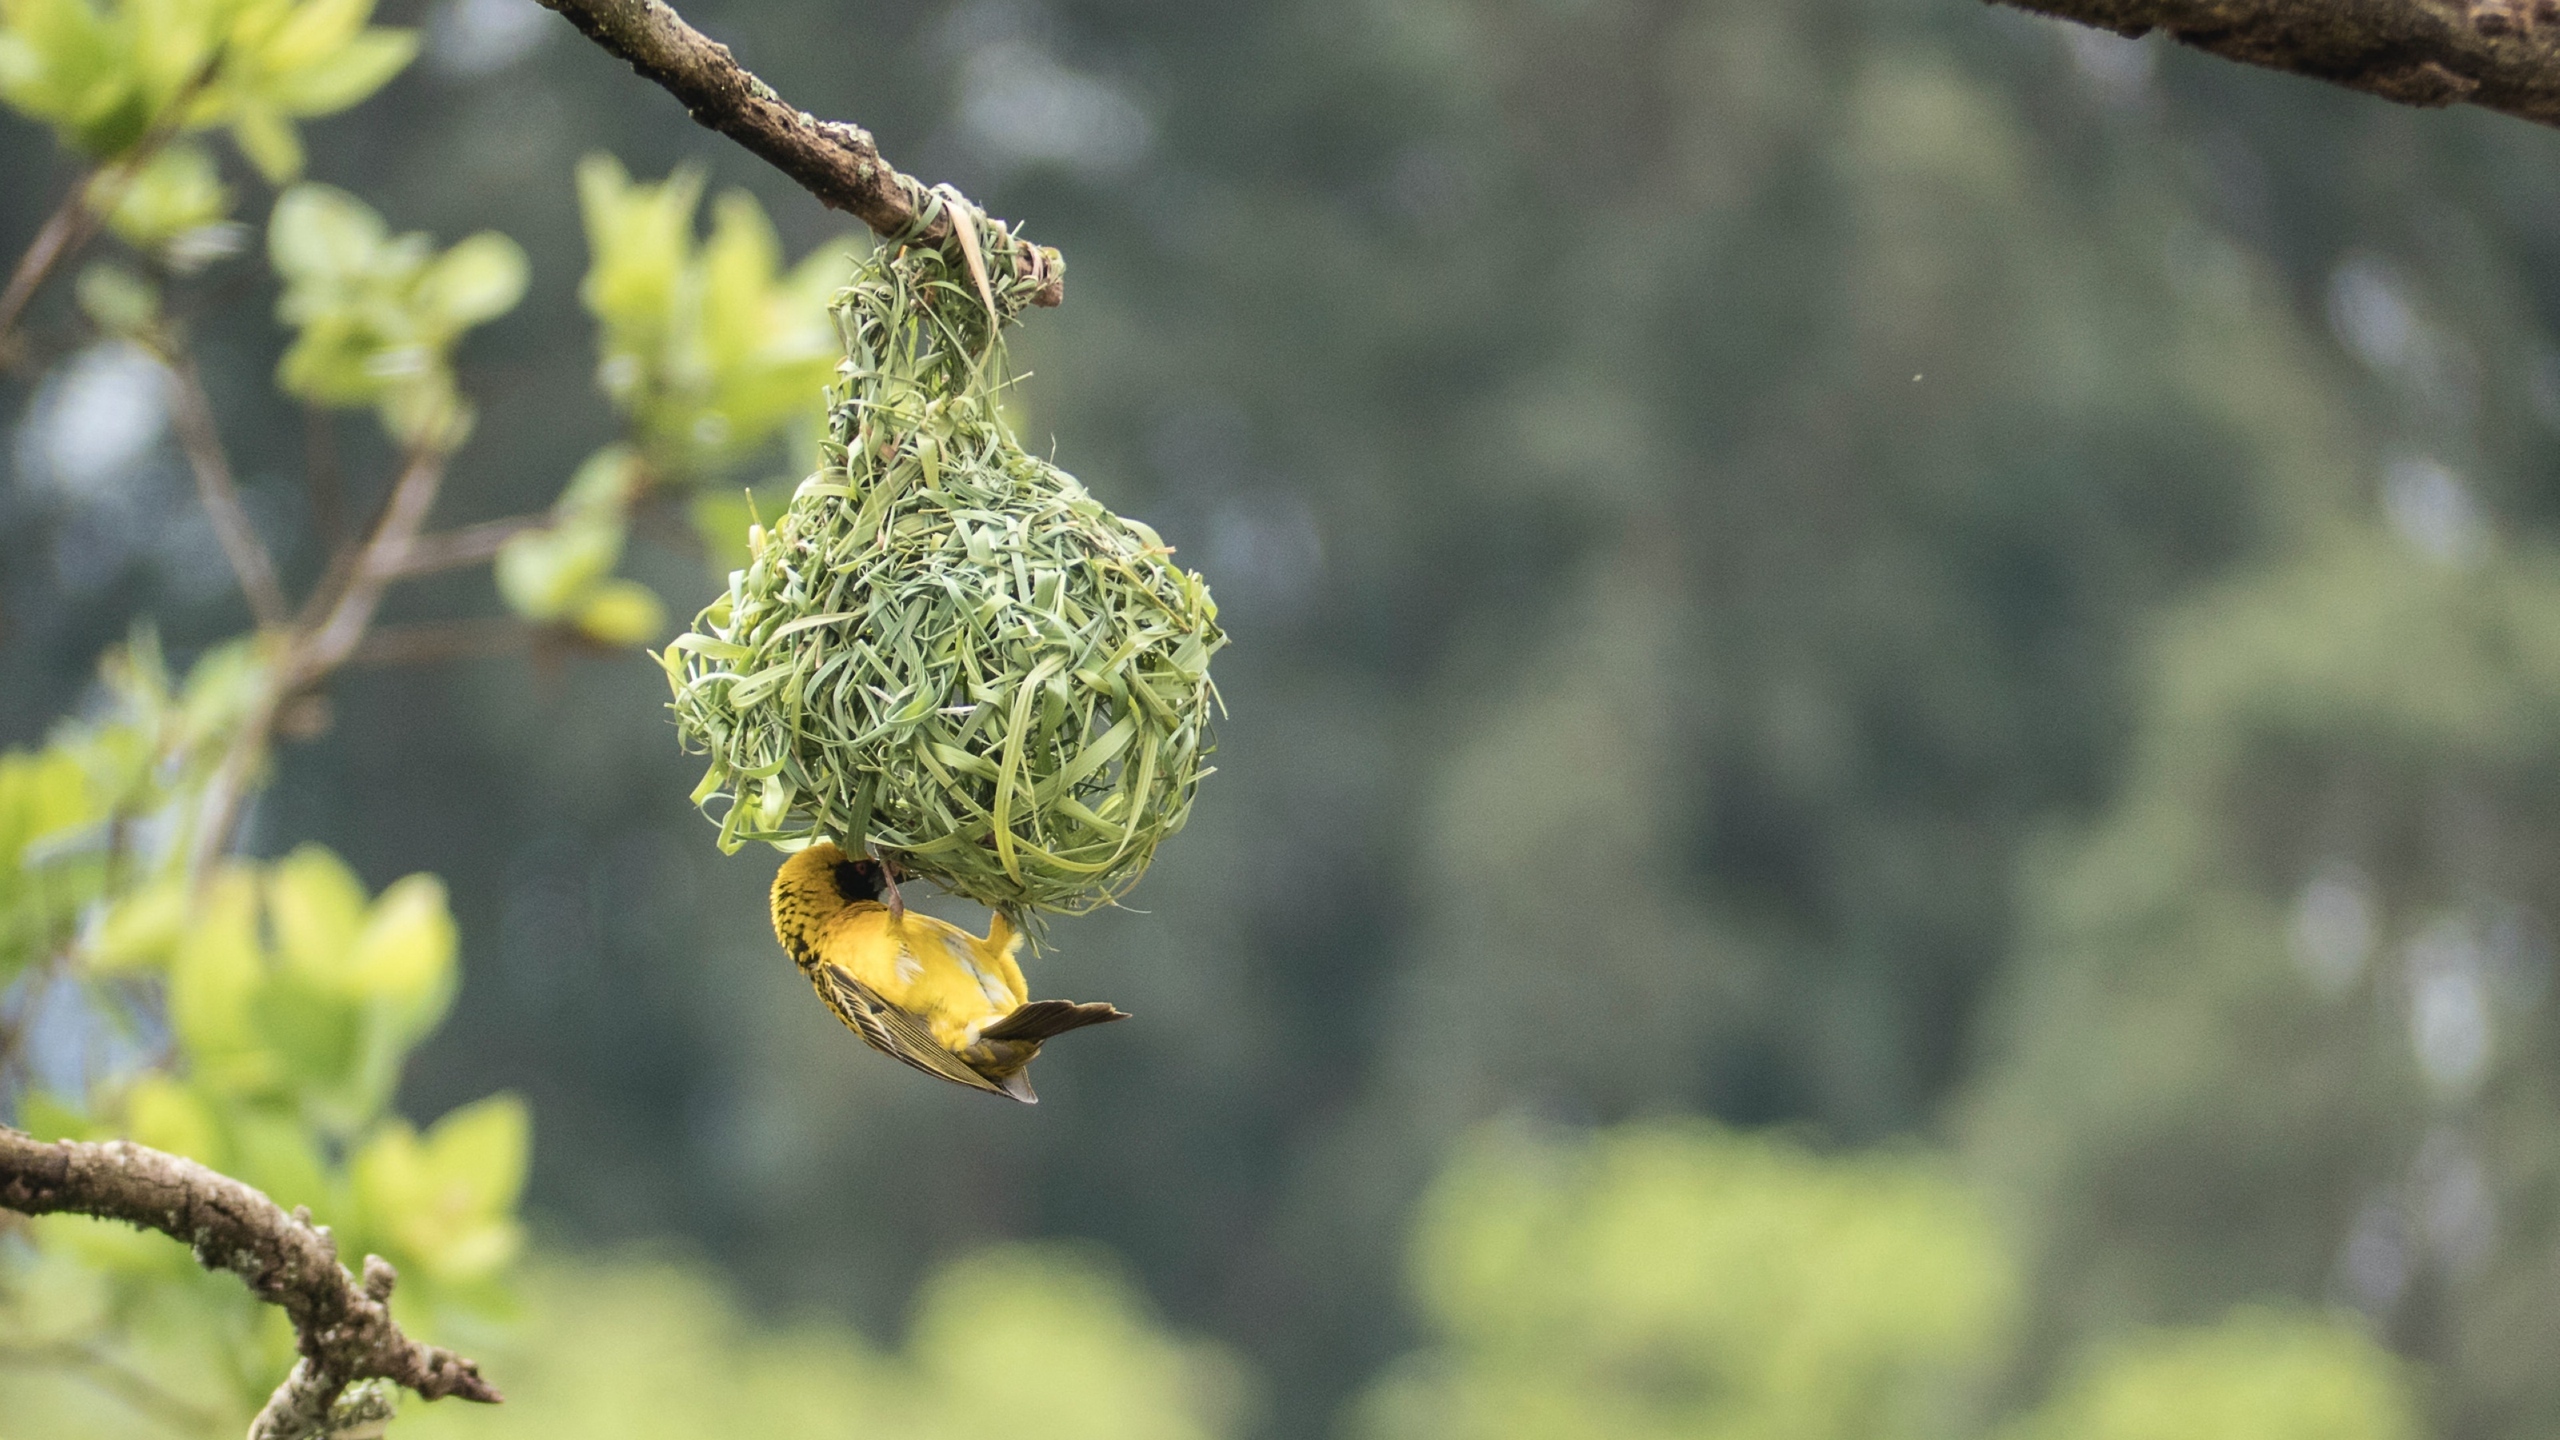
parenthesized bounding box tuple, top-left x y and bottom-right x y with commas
(270, 182, 528, 451)
(0, 632, 267, 994)
(0, 0, 414, 177)
(576, 155, 847, 486)
(0, 640, 526, 1433)
(491, 158, 854, 649)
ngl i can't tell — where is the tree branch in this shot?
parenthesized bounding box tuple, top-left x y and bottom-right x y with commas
(306, 407, 347, 556)
(302, 448, 451, 679)
(527, 0, 1064, 306)
(0, 179, 101, 360)
(190, 445, 453, 877)
(1992, 0, 2560, 126)
(349, 617, 536, 667)
(0, 55, 224, 356)
(161, 344, 292, 630)
(0, 1128, 500, 1433)
(375, 515, 543, 579)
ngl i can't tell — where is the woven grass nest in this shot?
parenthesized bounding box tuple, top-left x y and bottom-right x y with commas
(663, 207, 1225, 916)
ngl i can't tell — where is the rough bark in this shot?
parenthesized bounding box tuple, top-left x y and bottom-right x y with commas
(0, 1128, 499, 1434)
(1992, 0, 2560, 126)
(529, 0, 1064, 306)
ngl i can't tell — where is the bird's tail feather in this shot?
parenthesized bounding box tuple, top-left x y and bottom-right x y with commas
(981, 999, 1130, 1043)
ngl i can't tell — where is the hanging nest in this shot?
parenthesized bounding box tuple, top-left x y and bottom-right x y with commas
(662, 197, 1225, 916)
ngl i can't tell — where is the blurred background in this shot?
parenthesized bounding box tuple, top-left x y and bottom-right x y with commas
(9, 0, 2560, 1436)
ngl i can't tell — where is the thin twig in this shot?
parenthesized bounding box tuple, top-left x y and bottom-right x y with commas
(303, 449, 449, 679)
(0, 53, 226, 354)
(376, 515, 543, 578)
(350, 617, 536, 667)
(1994, 0, 2560, 129)
(0, 1129, 501, 1431)
(306, 407, 346, 555)
(528, 0, 1062, 305)
(191, 446, 453, 877)
(0, 180, 96, 356)
(159, 343, 291, 629)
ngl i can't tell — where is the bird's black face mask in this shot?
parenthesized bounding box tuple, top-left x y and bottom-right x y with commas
(832, 857, 885, 904)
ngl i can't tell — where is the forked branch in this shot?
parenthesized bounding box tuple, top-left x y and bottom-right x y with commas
(0, 1128, 498, 1438)
(161, 344, 291, 629)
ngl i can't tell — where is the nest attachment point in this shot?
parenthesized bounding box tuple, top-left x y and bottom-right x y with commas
(663, 201, 1225, 916)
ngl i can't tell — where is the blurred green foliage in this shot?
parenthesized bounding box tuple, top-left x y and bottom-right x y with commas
(270, 181, 528, 450)
(490, 158, 849, 648)
(0, 0, 413, 175)
(1359, 1120, 2015, 1440)
(1357, 1120, 2423, 1440)
(0, 633, 264, 997)
(492, 444, 666, 646)
(0, 784, 526, 1432)
(1967, 522, 2560, 1433)
(2001, 1310, 2425, 1440)
(100, 141, 233, 262)
(574, 154, 846, 486)
(397, 1245, 1246, 1440)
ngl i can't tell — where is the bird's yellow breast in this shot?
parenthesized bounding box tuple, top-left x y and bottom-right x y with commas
(814, 904, 1028, 1050)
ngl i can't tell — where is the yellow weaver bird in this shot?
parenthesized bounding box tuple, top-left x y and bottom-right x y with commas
(771, 842, 1128, 1103)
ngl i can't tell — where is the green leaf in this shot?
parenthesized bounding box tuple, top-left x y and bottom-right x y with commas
(31, 1210, 198, 1279)
(0, 0, 415, 162)
(423, 1093, 531, 1221)
(268, 180, 383, 280)
(2006, 1310, 2424, 1440)
(575, 579, 668, 647)
(573, 151, 848, 485)
(267, 25, 415, 116)
(165, 868, 267, 1076)
(558, 444, 641, 515)
(73, 260, 158, 334)
(226, 1105, 337, 1215)
(229, 101, 302, 181)
(86, 874, 186, 971)
(264, 842, 370, 984)
(0, 742, 109, 984)
(16, 1090, 99, 1144)
(253, 965, 366, 1099)
(348, 871, 456, 1022)
(120, 1073, 223, 1167)
(496, 515, 624, 622)
(576, 153, 700, 343)
(353, 1094, 529, 1287)
(267, 182, 520, 446)
(103, 140, 231, 250)
(419, 230, 528, 329)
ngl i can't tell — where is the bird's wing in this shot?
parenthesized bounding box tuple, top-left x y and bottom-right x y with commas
(810, 963, 1011, 1098)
